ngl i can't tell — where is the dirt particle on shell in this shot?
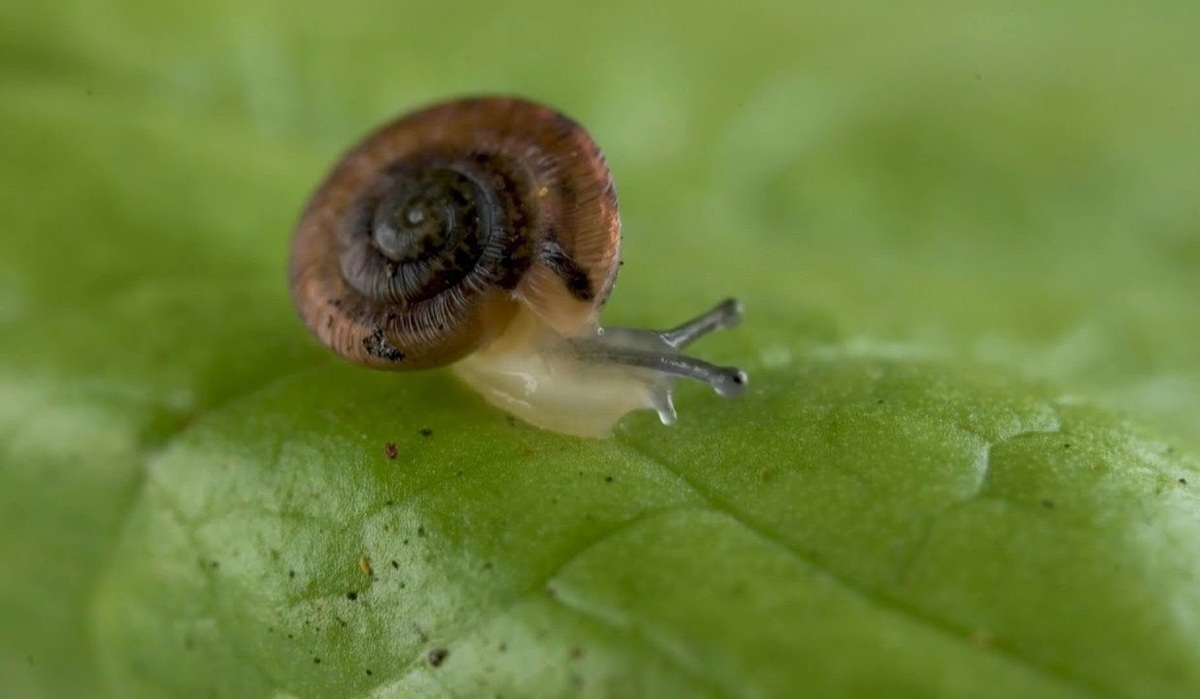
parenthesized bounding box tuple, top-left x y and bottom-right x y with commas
(427, 648, 449, 667)
(346, 591, 359, 601)
(366, 669, 373, 676)
(384, 442, 398, 459)
(288, 569, 296, 579)
(420, 428, 434, 438)
(391, 560, 400, 569)
(313, 657, 321, 665)
(417, 526, 426, 537)
(1040, 499, 1055, 509)
(1063, 443, 1071, 449)
(604, 475, 613, 483)
(1180, 477, 1189, 486)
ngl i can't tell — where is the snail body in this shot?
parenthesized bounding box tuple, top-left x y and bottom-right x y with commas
(290, 96, 745, 437)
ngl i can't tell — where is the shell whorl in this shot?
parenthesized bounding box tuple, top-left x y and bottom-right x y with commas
(289, 97, 622, 370)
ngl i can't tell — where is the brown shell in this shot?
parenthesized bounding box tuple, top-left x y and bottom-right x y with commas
(289, 96, 621, 370)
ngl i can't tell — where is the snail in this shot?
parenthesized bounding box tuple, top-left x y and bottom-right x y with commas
(289, 96, 746, 437)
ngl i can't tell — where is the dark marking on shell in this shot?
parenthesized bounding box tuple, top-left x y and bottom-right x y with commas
(362, 327, 405, 361)
(541, 238, 594, 302)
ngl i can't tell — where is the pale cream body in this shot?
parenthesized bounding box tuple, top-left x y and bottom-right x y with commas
(451, 308, 669, 438)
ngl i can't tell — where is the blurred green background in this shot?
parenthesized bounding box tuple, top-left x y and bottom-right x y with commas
(2, 0, 1199, 697)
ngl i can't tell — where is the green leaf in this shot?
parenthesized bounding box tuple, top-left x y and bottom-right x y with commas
(2, 1, 1199, 698)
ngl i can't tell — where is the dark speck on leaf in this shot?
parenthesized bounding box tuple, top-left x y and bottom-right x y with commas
(288, 569, 295, 579)
(346, 591, 358, 601)
(286, 633, 294, 640)
(876, 398, 885, 405)
(1041, 499, 1055, 509)
(391, 560, 400, 569)
(604, 475, 613, 483)
(313, 657, 321, 665)
(1063, 443, 1071, 449)
(570, 647, 584, 660)
(386, 499, 395, 506)
(420, 427, 434, 437)
(1180, 478, 1189, 485)
(427, 648, 449, 667)
(498, 642, 508, 652)
(384, 442, 398, 459)
(417, 526, 426, 537)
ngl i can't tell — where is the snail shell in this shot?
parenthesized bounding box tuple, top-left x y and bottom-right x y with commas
(290, 97, 618, 369)
(290, 96, 745, 437)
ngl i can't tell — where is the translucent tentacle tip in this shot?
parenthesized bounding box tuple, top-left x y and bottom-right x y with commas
(571, 298, 748, 424)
